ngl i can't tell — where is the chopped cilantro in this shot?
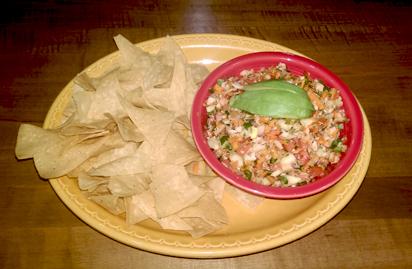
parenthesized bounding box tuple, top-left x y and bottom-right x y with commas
(220, 135, 229, 145)
(208, 88, 214, 93)
(224, 143, 233, 150)
(330, 138, 342, 152)
(243, 119, 254, 129)
(244, 170, 252, 180)
(279, 176, 288, 184)
(217, 79, 224, 86)
(344, 116, 350, 123)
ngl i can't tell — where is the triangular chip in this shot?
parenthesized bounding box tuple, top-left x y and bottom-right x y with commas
(89, 193, 122, 215)
(156, 35, 187, 66)
(77, 171, 109, 190)
(151, 164, 205, 218)
(119, 96, 175, 149)
(153, 130, 200, 166)
(225, 183, 265, 212)
(142, 60, 174, 91)
(87, 71, 125, 120)
(108, 173, 150, 197)
(105, 113, 145, 143)
(177, 192, 228, 224)
(88, 141, 153, 176)
(141, 87, 170, 109)
(33, 134, 110, 179)
(74, 72, 96, 92)
(131, 190, 193, 231)
(15, 124, 63, 160)
(189, 63, 210, 85)
(72, 91, 94, 123)
(125, 195, 149, 227)
(188, 174, 215, 187)
(204, 177, 226, 204)
(168, 55, 188, 117)
(182, 217, 224, 239)
(113, 34, 154, 69)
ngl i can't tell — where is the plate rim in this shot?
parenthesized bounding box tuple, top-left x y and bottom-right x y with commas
(44, 33, 372, 258)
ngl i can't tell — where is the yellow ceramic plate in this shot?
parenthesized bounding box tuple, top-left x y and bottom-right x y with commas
(44, 34, 372, 258)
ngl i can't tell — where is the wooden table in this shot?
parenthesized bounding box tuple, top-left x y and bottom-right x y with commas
(2, 0, 411, 267)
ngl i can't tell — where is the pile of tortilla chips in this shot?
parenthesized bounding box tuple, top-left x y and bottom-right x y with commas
(15, 35, 264, 239)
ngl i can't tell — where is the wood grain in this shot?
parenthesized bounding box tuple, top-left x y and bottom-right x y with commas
(1, 0, 411, 267)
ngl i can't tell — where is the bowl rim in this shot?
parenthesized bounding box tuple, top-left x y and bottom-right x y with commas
(191, 52, 364, 199)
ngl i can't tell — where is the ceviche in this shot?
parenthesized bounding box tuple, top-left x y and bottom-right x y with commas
(204, 63, 349, 187)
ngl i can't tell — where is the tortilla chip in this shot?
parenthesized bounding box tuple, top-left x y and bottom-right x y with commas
(182, 217, 224, 239)
(125, 195, 149, 227)
(15, 34, 233, 238)
(119, 96, 175, 149)
(204, 177, 226, 204)
(87, 71, 125, 120)
(151, 164, 205, 218)
(189, 63, 210, 85)
(89, 193, 122, 215)
(15, 124, 63, 160)
(185, 160, 216, 177)
(188, 174, 215, 187)
(131, 190, 193, 230)
(86, 183, 112, 196)
(174, 115, 191, 130)
(177, 192, 228, 224)
(74, 72, 96, 92)
(141, 87, 170, 109)
(113, 34, 154, 69)
(168, 55, 188, 117)
(116, 67, 146, 91)
(184, 65, 200, 119)
(88, 140, 153, 176)
(68, 141, 137, 178)
(88, 128, 130, 158)
(156, 35, 187, 66)
(105, 113, 145, 143)
(123, 87, 157, 110)
(34, 134, 110, 178)
(142, 60, 174, 91)
(153, 130, 201, 166)
(59, 119, 114, 136)
(225, 183, 265, 212)
(77, 171, 109, 190)
(62, 82, 87, 118)
(72, 91, 94, 123)
(108, 173, 150, 197)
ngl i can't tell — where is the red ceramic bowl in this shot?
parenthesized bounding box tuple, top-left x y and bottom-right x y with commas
(191, 52, 364, 199)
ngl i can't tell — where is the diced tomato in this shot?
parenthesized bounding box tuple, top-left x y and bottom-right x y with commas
(308, 166, 326, 178)
(283, 139, 296, 152)
(236, 144, 252, 156)
(221, 160, 231, 168)
(295, 149, 310, 165)
(296, 139, 309, 150)
(269, 162, 282, 171)
(268, 129, 280, 137)
(246, 75, 262, 84)
(222, 104, 230, 112)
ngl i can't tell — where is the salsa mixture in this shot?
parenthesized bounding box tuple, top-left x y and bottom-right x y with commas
(204, 63, 349, 187)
